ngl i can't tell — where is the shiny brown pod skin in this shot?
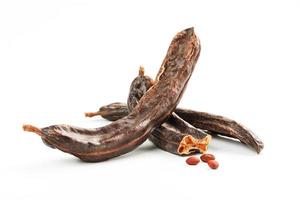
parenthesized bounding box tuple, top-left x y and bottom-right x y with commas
(23, 27, 201, 162)
(175, 108, 264, 153)
(149, 113, 211, 155)
(90, 102, 264, 153)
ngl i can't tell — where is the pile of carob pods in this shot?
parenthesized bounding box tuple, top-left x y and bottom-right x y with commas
(23, 27, 264, 168)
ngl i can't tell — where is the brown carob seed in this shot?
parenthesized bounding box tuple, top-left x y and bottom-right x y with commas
(186, 156, 200, 165)
(200, 154, 215, 162)
(207, 160, 219, 169)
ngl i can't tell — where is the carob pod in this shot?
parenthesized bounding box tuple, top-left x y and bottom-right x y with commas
(89, 102, 264, 153)
(149, 113, 211, 155)
(174, 108, 264, 153)
(23, 27, 201, 162)
(90, 102, 264, 153)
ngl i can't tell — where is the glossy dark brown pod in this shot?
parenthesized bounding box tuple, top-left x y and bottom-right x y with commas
(149, 113, 211, 155)
(91, 102, 264, 153)
(175, 108, 264, 153)
(23, 27, 201, 161)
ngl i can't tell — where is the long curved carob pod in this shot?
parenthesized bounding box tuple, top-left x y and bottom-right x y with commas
(127, 67, 211, 155)
(23, 27, 201, 162)
(88, 102, 264, 153)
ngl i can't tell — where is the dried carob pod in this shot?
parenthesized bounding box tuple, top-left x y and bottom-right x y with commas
(174, 108, 264, 153)
(149, 113, 211, 155)
(90, 102, 264, 153)
(23, 27, 201, 161)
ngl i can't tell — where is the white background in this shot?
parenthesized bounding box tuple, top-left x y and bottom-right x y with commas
(1, 0, 299, 199)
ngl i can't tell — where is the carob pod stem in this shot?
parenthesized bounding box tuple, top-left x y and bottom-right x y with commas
(23, 27, 201, 161)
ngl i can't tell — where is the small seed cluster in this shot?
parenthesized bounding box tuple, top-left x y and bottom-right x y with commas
(186, 153, 219, 169)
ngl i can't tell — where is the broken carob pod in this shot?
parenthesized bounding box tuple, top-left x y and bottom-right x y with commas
(89, 102, 263, 153)
(23, 27, 201, 162)
(126, 67, 211, 155)
(174, 108, 264, 153)
(149, 113, 211, 155)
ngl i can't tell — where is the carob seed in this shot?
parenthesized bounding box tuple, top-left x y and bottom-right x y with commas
(207, 160, 219, 169)
(200, 154, 215, 163)
(186, 156, 200, 165)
